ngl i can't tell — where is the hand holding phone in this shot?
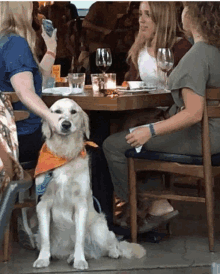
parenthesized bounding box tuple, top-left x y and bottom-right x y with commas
(42, 19, 54, 37)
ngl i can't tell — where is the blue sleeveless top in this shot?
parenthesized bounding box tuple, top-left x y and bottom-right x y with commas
(0, 34, 42, 136)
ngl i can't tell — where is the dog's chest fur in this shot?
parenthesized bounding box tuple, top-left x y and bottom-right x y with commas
(40, 155, 91, 228)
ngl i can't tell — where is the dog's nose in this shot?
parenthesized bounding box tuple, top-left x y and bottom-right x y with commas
(61, 120, 71, 130)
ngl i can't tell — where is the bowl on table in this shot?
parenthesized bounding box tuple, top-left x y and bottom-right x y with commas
(127, 81, 145, 90)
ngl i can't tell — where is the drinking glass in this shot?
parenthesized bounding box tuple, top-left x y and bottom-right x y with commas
(157, 48, 174, 92)
(96, 48, 112, 74)
(68, 73, 85, 94)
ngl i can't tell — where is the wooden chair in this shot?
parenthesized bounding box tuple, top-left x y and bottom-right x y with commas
(1, 92, 37, 261)
(125, 87, 220, 252)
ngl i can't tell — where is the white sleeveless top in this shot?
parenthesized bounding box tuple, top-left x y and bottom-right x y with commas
(138, 47, 165, 89)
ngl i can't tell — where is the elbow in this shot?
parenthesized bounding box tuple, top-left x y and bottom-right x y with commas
(192, 110, 203, 124)
(184, 109, 203, 125)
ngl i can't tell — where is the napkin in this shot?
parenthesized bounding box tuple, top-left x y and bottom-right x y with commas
(129, 124, 149, 153)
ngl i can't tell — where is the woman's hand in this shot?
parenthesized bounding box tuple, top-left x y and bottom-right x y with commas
(46, 112, 62, 133)
(125, 127, 151, 147)
(41, 27, 57, 53)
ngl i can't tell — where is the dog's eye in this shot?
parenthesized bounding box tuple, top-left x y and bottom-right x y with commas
(54, 110, 62, 114)
(71, 110, 77, 114)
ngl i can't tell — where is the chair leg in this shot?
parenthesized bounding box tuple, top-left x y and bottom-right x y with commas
(197, 179, 202, 197)
(166, 223, 172, 235)
(205, 177, 215, 252)
(128, 158, 137, 243)
(112, 192, 116, 224)
(3, 225, 10, 262)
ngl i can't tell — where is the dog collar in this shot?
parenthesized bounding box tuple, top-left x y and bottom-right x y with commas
(34, 141, 98, 178)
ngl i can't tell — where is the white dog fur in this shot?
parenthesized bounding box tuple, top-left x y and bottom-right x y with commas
(33, 98, 146, 270)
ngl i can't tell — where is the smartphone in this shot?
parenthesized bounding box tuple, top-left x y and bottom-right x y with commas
(42, 19, 54, 37)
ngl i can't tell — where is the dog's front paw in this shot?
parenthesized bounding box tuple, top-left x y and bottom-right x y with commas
(33, 258, 50, 268)
(73, 259, 88, 270)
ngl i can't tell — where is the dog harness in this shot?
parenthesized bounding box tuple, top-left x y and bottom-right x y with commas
(35, 141, 98, 196)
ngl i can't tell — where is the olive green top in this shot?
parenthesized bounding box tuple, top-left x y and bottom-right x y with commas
(168, 41, 220, 118)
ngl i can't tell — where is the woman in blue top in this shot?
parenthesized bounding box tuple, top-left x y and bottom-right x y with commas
(0, 2, 61, 162)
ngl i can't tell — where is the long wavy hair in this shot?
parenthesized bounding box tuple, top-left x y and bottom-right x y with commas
(0, 1, 38, 63)
(184, 2, 220, 48)
(128, 1, 183, 70)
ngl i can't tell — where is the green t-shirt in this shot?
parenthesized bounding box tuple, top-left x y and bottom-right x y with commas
(169, 41, 220, 114)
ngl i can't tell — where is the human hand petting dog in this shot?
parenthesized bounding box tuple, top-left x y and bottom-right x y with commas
(126, 127, 151, 147)
(46, 112, 61, 133)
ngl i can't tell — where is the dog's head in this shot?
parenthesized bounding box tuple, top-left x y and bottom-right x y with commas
(42, 98, 90, 139)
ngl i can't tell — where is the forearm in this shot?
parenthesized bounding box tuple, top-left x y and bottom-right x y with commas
(40, 28, 57, 77)
(40, 51, 56, 77)
(83, 19, 111, 35)
(153, 109, 201, 137)
(16, 87, 51, 121)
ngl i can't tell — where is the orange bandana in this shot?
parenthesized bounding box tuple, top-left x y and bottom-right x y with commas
(34, 141, 98, 178)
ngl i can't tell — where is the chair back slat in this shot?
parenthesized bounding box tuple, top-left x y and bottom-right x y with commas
(206, 88, 220, 100)
(2, 92, 19, 103)
(2, 92, 30, 121)
(14, 110, 30, 122)
(207, 106, 220, 118)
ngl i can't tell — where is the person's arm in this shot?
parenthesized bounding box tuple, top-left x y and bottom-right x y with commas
(126, 88, 204, 147)
(10, 71, 61, 133)
(82, 18, 111, 36)
(39, 27, 57, 77)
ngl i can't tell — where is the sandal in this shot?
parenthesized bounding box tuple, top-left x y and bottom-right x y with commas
(138, 210, 179, 233)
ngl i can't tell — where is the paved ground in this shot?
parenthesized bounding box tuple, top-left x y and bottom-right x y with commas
(1, 181, 220, 274)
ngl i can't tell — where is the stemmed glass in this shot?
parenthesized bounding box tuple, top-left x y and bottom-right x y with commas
(157, 48, 174, 92)
(95, 48, 112, 93)
(96, 48, 112, 74)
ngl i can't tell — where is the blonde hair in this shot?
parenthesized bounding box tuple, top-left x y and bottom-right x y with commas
(128, 1, 182, 70)
(0, 1, 38, 63)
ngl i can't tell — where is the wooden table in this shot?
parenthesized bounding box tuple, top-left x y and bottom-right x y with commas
(42, 86, 174, 134)
(42, 86, 174, 111)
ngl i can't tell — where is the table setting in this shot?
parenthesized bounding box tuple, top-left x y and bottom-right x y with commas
(41, 47, 174, 110)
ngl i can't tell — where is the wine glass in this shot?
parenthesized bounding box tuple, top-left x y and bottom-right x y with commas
(96, 48, 112, 74)
(157, 48, 174, 92)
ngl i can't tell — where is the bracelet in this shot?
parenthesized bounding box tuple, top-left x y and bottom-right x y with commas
(149, 123, 157, 138)
(46, 51, 56, 59)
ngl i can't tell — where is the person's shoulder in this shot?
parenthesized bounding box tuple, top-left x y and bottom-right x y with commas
(89, 1, 106, 11)
(177, 42, 210, 68)
(6, 34, 27, 44)
(194, 41, 217, 50)
(0, 34, 27, 49)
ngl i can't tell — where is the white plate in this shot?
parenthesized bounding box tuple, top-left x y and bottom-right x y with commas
(117, 86, 156, 93)
(42, 87, 83, 95)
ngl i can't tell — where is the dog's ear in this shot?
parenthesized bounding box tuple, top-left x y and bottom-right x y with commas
(42, 120, 52, 139)
(82, 111, 90, 139)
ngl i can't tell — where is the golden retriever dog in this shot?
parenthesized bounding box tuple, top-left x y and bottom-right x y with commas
(33, 98, 146, 270)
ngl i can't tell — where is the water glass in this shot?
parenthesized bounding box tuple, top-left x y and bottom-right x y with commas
(42, 75, 56, 90)
(68, 73, 85, 94)
(91, 74, 103, 94)
(91, 73, 116, 95)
